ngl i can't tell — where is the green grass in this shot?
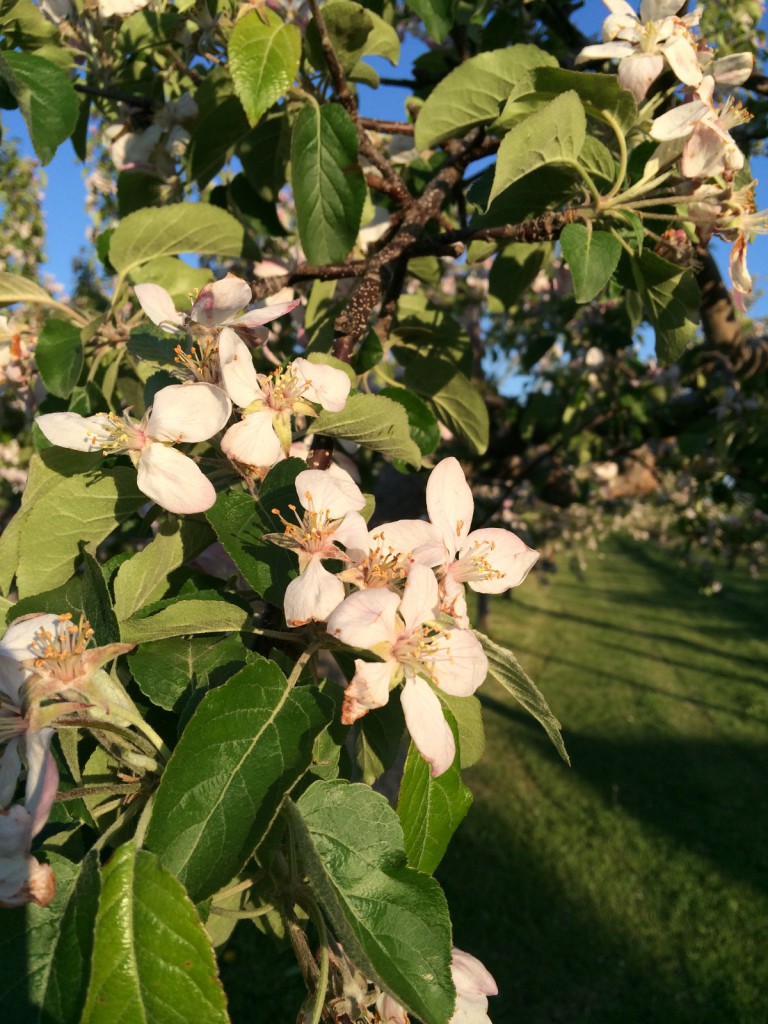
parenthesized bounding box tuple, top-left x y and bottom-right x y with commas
(220, 537, 768, 1023)
(439, 537, 768, 1024)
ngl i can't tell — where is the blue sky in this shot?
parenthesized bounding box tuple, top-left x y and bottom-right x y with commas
(4, 0, 767, 316)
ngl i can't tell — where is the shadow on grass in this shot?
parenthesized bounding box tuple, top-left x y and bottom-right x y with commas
(480, 694, 768, 896)
(438, 798, 754, 1024)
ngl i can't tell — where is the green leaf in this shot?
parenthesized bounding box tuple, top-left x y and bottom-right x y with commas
(34, 318, 83, 399)
(128, 633, 248, 710)
(476, 629, 570, 764)
(580, 136, 617, 184)
(15, 454, 145, 600)
(112, 518, 207, 622)
(404, 358, 489, 455)
(488, 91, 587, 208)
(435, 691, 485, 768)
(306, 1, 373, 74)
(354, 695, 406, 785)
(120, 597, 249, 644)
(406, 0, 456, 43)
(629, 251, 700, 364)
(228, 8, 300, 127)
(0, 851, 100, 1024)
(188, 94, 250, 188)
(126, 257, 213, 307)
(415, 45, 557, 149)
(311, 392, 422, 466)
(144, 660, 331, 901)
(237, 109, 290, 202)
(488, 242, 552, 311)
(397, 719, 472, 875)
(497, 67, 637, 134)
(379, 387, 439, 456)
(291, 103, 366, 265)
(205, 459, 303, 604)
(81, 843, 229, 1024)
(108, 203, 245, 279)
(289, 781, 455, 1024)
(81, 548, 120, 645)
(0, 51, 78, 164)
(560, 223, 622, 303)
(361, 8, 400, 64)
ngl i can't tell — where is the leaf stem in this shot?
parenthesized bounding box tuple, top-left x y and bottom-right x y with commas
(306, 900, 330, 1024)
(287, 642, 321, 688)
(600, 111, 628, 203)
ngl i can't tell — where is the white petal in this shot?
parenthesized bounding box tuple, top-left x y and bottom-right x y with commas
(650, 100, 708, 141)
(617, 53, 664, 100)
(460, 528, 539, 594)
(662, 35, 703, 88)
(24, 737, 57, 838)
(326, 588, 400, 651)
(35, 412, 111, 452)
(284, 559, 345, 626)
(729, 235, 752, 294)
(426, 457, 474, 554)
(0, 804, 32, 857)
(640, 0, 685, 19)
(425, 628, 488, 696)
(136, 443, 217, 514)
(374, 520, 445, 565)
(230, 298, 301, 329)
(681, 124, 736, 178)
(134, 283, 184, 332)
(219, 328, 264, 408)
(190, 274, 252, 327)
(711, 52, 754, 87)
(399, 564, 440, 635)
(0, 614, 62, 700)
(332, 511, 369, 561)
(452, 948, 498, 998)
(401, 676, 455, 777)
(221, 411, 284, 469)
(295, 469, 365, 518)
(292, 358, 351, 413)
(575, 41, 634, 64)
(341, 659, 395, 724)
(146, 382, 231, 443)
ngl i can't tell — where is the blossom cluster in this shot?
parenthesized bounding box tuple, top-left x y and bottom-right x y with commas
(0, 613, 136, 907)
(577, 0, 764, 300)
(35, 274, 350, 514)
(266, 457, 539, 776)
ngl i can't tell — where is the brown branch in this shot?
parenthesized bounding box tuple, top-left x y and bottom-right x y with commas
(307, 0, 356, 115)
(365, 173, 411, 205)
(74, 82, 157, 108)
(358, 117, 415, 136)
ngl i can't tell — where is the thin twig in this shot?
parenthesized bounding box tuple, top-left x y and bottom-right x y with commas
(358, 117, 415, 135)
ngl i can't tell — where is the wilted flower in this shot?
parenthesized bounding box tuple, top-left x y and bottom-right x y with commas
(375, 947, 498, 1024)
(36, 382, 231, 514)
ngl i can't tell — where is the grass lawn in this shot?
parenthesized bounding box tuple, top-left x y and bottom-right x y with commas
(221, 536, 768, 1024)
(440, 536, 768, 1024)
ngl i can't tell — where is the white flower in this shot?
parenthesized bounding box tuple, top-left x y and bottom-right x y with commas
(36, 382, 231, 514)
(650, 76, 751, 178)
(394, 458, 539, 626)
(220, 332, 351, 473)
(575, 0, 702, 100)
(0, 803, 56, 908)
(98, 0, 150, 17)
(375, 947, 498, 1024)
(264, 468, 367, 626)
(135, 273, 299, 344)
(327, 565, 488, 776)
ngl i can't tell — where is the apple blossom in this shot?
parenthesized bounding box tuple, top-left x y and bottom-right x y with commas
(390, 458, 539, 626)
(575, 0, 702, 100)
(375, 948, 498, 1024)
(0, 803, 56, 908)
(36, 382, 231, 515)
(134, 273, 299, 344)
(219, 330, 351, 473)
(337, 519, 443, 591)
(327, 564, 488, 776)
(264, 468, 368, 626)
(650, 76, 752, 179)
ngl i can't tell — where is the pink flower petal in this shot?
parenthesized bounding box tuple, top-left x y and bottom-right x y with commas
(190, 274, 252, 327)
(451, 948, 498, 998)
(618, 52, 665, 100)
(295, 468, 365, 519)
(426, 457, 474, 554)
(424, 627, 488, 696)
(231, 298, 301, 329)
(459, 527, 539, 594)
(326, 587, 400, 650)
(341, 659, 395, 724)
(399, 563, 440, 635)
(35, 412, 112, 452)
(219, 328, 264, 408)
(292, 358, 351, 412)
